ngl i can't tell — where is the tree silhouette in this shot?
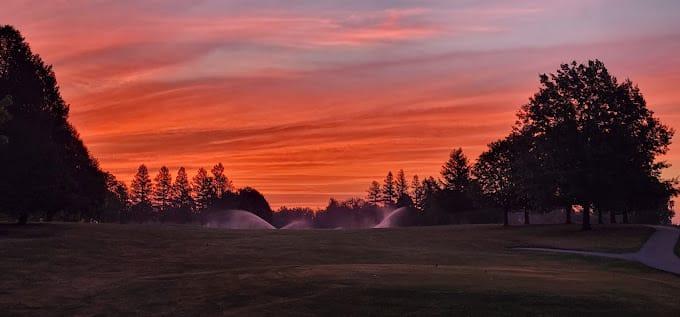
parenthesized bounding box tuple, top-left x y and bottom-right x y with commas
(102, 173, 129, 223)
(514, 60, 674, 229)
(172, 167, 193, 209)
(236, 187, 273, 223)
(153, 166, 173, 213)
(474, 134, 526, 226)
(411, 175, 425, 211)
(441, 148, 471, 192)
(367, 181, 382, 206)
(169, 167, 193, 223)
(381, 171, 396, 207)
(131, 165, 152, 205)
(395, 169, 409, 199)
(421, 176, 440, 211)
(0, 25, 106, 224)
(130, 164, 153, 222)
(211, 163, 234, 198)
(192, 168, 215, 211)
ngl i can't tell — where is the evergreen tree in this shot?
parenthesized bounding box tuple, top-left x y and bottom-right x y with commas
(131, 165, 152, 205)
(422, 176, 440, 211)
(395, 169, 409, 199)
(153, 166, 173, 212)
(168, 167, 193, 223)
(411, 175, 425, 211)
(367, 181, 382, 206)
(441, 148, 471, 192)
(192, 167, 215, 211)
(172, 167, 193, 209)
(211, 162, 234, 198)
(130, 164, 153, 222)
(381, 171, 396, 207)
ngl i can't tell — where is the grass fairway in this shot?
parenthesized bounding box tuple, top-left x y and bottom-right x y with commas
(1, 223, 678, 316)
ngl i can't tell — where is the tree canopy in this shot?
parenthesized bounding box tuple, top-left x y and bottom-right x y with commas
(509, 60, 674, 229)
(0, 25, 107, 223)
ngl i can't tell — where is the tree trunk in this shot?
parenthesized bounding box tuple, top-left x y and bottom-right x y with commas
(597, 208, 603, 225)
(17, 213, 28, 225)
(524, 209, 530, 225)
(582, 204, 591, 231)
(622, 211, 629, 224)
(610, 210, 616, 224)
(565, 204, 572, 224)
(503, 207, 509, 227)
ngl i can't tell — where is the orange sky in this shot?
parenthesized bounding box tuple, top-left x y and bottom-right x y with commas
(2, 1, 680, 221)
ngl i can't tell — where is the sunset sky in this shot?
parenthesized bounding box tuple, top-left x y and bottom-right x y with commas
(2, 0, 680, 212)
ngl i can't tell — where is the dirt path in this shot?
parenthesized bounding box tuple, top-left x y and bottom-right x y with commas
(515, 226, 680, 275)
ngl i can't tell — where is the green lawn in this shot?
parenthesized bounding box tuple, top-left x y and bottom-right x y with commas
(0, 223, 676, 316)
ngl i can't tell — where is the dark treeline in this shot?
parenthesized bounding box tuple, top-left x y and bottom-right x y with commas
(105, 163, 273, 224)
(273, 154, 481, 229)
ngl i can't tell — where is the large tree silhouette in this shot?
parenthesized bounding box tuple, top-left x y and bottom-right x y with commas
(0, 25, 107, 224)
(514, 60, 674, 230)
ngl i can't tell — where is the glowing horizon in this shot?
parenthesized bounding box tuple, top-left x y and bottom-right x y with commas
(3, 1, 680, 218)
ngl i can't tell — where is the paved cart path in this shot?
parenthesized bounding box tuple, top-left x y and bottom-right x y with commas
(515, 226, 680, 275)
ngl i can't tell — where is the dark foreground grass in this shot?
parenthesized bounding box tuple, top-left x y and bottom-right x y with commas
(0, 223, 676, 316)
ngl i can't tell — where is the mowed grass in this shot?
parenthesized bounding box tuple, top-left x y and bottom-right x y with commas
(0, 223, 678, 316)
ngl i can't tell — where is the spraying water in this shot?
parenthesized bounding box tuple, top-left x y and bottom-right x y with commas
(374, 207, 410, 228)
(281, 219, 313, 230)
(204, 210, 275, 229)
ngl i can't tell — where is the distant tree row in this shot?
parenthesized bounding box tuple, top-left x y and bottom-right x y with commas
(363, 148, 485, 226)
(103, 163, 273, 224)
